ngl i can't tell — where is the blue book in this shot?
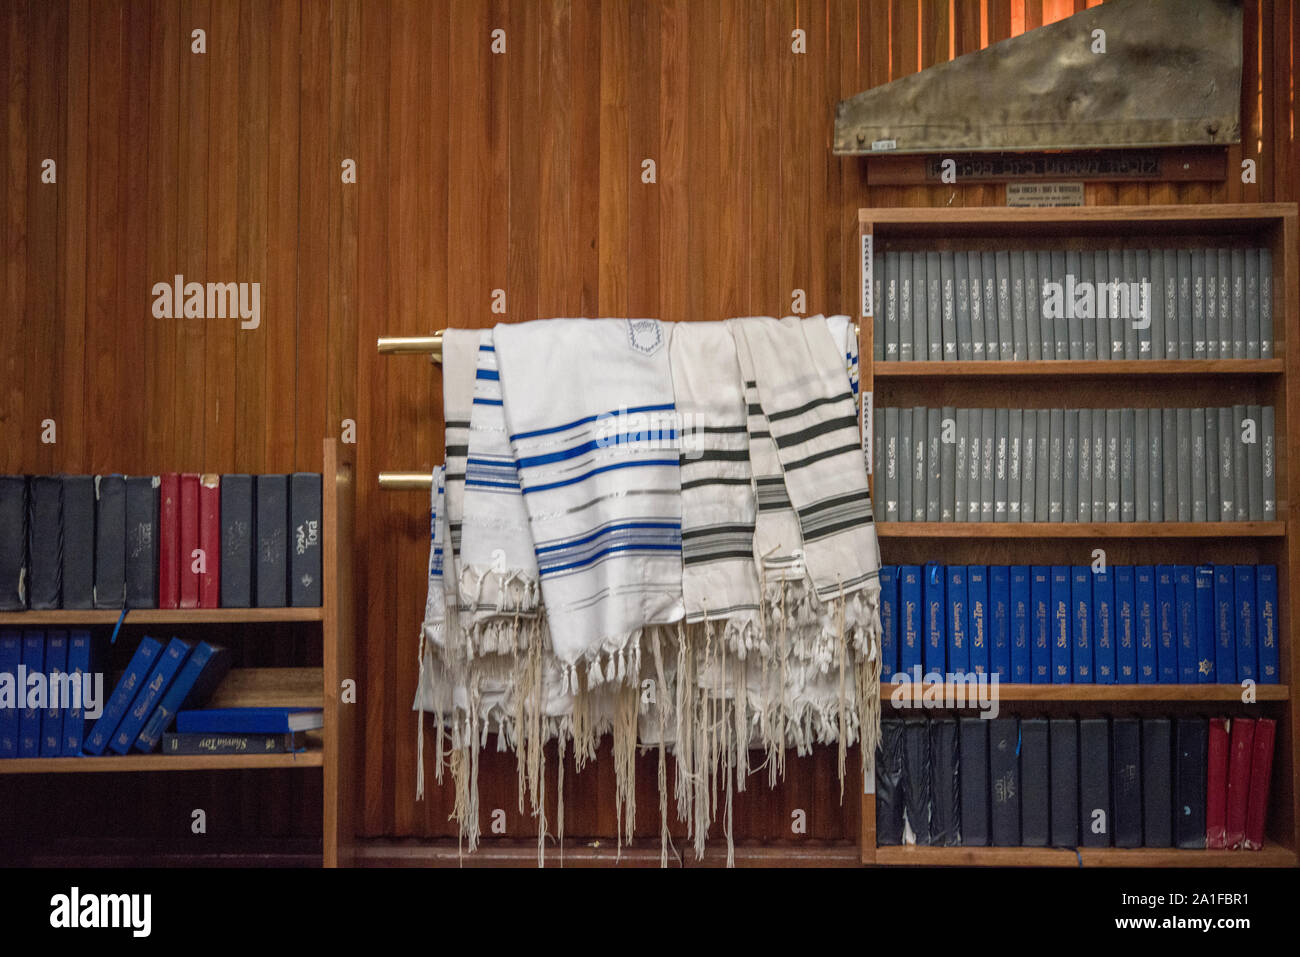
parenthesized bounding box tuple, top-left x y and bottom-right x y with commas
(966, 565, 988, 676)
(84, 636, 163, 756)
(926, 562, 948, 674)
(0, 630, 20, 757)
(1234, 565, 1257, 681)
(135, 642, 231, 752)
(110, 638, 191, 754)
(62, 630, 92, 755)
(989, 566, 1011, 681)
(899, 565, 922, 675)
(19, 631, 44, 757)
(1092, 568, 1115, 684)
(1155, 565, 1178, 684)
(1194, 565, 1216, 683)
(945, 565, 967, 674)
(1174, 565, 1197, 683)
(1051, 566, 1071, 683)
(40, 630, 68, 756)
(1214, 565, 1237, 684)
(176, 707, 324, 734)
(1114, 567, 1136, 684)
(1256, 564, 1280, 684)
(878, 567, 898, 680)
(1009, 566, 1030, 683)
(1135, 566, 1157, 684)
(1030, 566, 1051, 684)
(1070, 566, 1092, 683)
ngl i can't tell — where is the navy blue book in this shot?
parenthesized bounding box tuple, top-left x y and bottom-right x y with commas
(1257, 564, 1280, 684)
(1214, 564, 1236, 683)
(110, 638, 191, 754)
(1114, 566, 1137, 684)
(966, 565, 988, 676)
(1194, 565, 1216, 683)
(1174, 565, 1197, 683)
(1050, 566, 1071, 683)
(40, 630, 68, 756)
(176, 707, 324, 734)
(0, 630, 20, 757)
(1135, 565, 1157, 684)
(135, 641, 231, 752)
(1009, 566, 1030, 683)
(989, 566, 1011, 681)
(945, 564, 968, 674)
(1234, 565, 1257, 681)
(925, 562, 948, 674)
(1092, 567, 1115, 685)
(18, 631, 44, 757)
(1070, 566, 1092, 683)
(1030, 566, 1051, 684)
(899, 565, 922, 674)
(62, 630, 92, 755)
(83, 636, 163, 756)
(1049, 718, 1079, 847)
(0, 477, 27, 609)
(878, 566, 898, 679)
(1155, 564, 1178, 684)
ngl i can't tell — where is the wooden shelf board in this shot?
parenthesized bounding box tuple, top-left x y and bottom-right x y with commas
(882, 682, 1290, 702)
(877, 522, 1285, 539)
(0, 607, 324, 625)
(0, 748, 324, 774)
(873, 843, 1297, 867)
(873, 359, 1283, 377)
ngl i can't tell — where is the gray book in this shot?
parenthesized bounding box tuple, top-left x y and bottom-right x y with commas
(1008, 408, 1023, 522)
(967, 404, 984, 520)
(1175, 407, 1192, 521)
(996, 250, 1014, 360)
(1107, 249, 1124, 360)
(1204, 408, 1220, 522)
(1135, 407, 1149, 521)
(1230, 249, 1246, 358)
(1262, 405, 1276, 520)
(1051, 250, 1070, 358)
(980, 407, 996, 521)
(912, 405, 928, 521)
(873, 253, 884, 361)
(884, 251, 900, 361)
(1191, 249, 1206, 359)
(1136, 249, 1153, 359)
(940, 406, 956, 521)
(1035, 409, 1051, 522)
(873, 407, 884, 483)
(1163, 249, 1179, 359)
(1231, 404, 1249, 520)
(1092, 409, 1106, 522)
(1176, 249, 1192, 359)
(1080, 251, 1097, 360)
(1259, 248, 1273, 358)
(1204, 250, 1218, 360)
(955, 408, 970, 522)
(926, 253, 943, 360)
(968, 252, 986, 360)
(927, 407, 943, 521)
(1246, 404, 1263, 520)
(1076, 408, 1092, 522)
(1244, 248, 1260, 359)
(899, 251, 914, 361)
(1063, 409, 1079, 523)
(982, 252, 999, 360)
(954, 251, 973, 360)
(1218, 407, 1236, 520)
(1120, 408, 1136, 522)
(1010, 251, 1027, 360)
(914, 250, 929, 360)
(1122, 249, 1139, 359)
(1149, 408, 1165, 521)
(940, 251, 958, 360)
(1148, 248, 1166, 360)
(994, 407, 1010, 521)
(1024, 250, 1042, 361)
(1022, 409, 1038, 521)
(884, 407, 899, 520)
(1217, 249, 1231, 357)
(1190, 407, 1206, 522)
(1106, 409, 1121, 523)
(897, 407, 912, 522)
(1162, 408, 1178, 522)
(1048, 409, 1065, 521)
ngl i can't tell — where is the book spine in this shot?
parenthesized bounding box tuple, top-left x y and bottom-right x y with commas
(1219, 407, 1236, 519)
(1176, 248, 1192, 358)
(1080, 252, 1097, 360)
(1104, 409, 1120, 522)
(1231, 404, 1249, 520)
(1070, 565, 1092, 682)
(1163, 249, 1179, 359)
(1120, 408, 1135, 522)
(1034, 409, 1050, 522)
(1259, 247, 1273, 358)
(1047, 409, 1064, 522)
(1020, 408, 1037, 522)
(157, 473, 180, 609)
(1174, 407, 1192, 522)
(982, 251, 998, 359)
(1075, 408, 1091, 523)
(179, 473, 200, 608)
(939, 407, 956, 522)
(109, 637, 190, 754)
(1214, 564, 1237, 683)
(899, 565, 921, 673)
(83, 636, 162, 756)
(124, 476, 159, 608)
(929, 719, 961, 846)
(1155, 565, 1178, 683)
(63, 630, 91, 754)
(1112, 717, 1142, 847)
(954, 251, 973, 360)
(927, 562, 949, 674)
(912, 406, 927, 522)
(1256, 563, 1280, 683)
(1230, 248, 1246, 358)
(1122, 248, 1139, 359)
(1008, 565, 1029, 683)
(92, 476, 126, 609)
(1148, 408, 1164, 521)
(953, 408, 968, 523)
(1244, 248, 1260, 358)
(1160, 409, 1178, 522)
(289, 474, 322, 608)
(926, 251, 942, 360)
(913, 250, 929, 360)
(944, 564, 966, 674)
(1148, 247, 1166, 360)
(1135, 566, 1157, 684)
(219, 474, 255, 608)
(1049, 718, 1079, 846)
(1205, 408, 1221, 521)
(255, 474, 289, 607)
(1194, 564, 1216, 683)
(940, 251, 957, 360)
(27, 476, 62, 610)
(898, 251, 914, 362)
(18, 632, 43, 756)
(979, 407, 995, 522)
(1136, 249, 1153, 358)
(1051, 566, 1071, 683)
(898, 408, 913, 523)
(1030, 566, 1051, 684)
(1190, 408, 1206, 522)
(879, 567, 898, 678)
(1191, 248, 1206, 358)
(884, 250, 899, 360)
(60, 477, 95, 609)
(0, 632, 21, 756)
(163, 731, 300, 755)
(1114, 566, 1136, 683)
(1246, 404, 1264, 520)
(989, 718, 1021, 846)
(925, 409, 942, 522)
(967, 407, 983, 521)
(967, 564, 988, 675)
(1062, 408, 1078, 523)
(1035, 250, 1053, 358)
(0, 478, 27, 610)
(1175, 717, 1208, 848)
(1217, 249, 1232, 357)
(1079, 717, 1111, 847)
(40, 631, 67, 756)
(1243, 718, 1277, 849)
(996, 249, 1014, 360)
(1142, 718, 1173, 847)
(1007, 408, 1022, 522)
(993, 408, 1009, 523)
(1262, 405, 1276, 519)
(959, 718, 989, 846)
(1225, 717, 1256, 848)
(1234, 565, 1257, 681)
(1023, 250, 1040, 360)
(1204, 248, 1218, 359)
(902, 718, 933, 845)
(199, 475, 222, 608)
(1093, 569, 1115, 684)
(1174, 565, 1197, 683)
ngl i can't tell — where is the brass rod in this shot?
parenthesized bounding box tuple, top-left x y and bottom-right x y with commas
(377, 333, 443, 363)
(378, 471, 434, 490)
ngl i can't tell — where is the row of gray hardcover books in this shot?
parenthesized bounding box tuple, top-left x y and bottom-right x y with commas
(873, 406, 1276, 524)
(870, 247, 1274, 362)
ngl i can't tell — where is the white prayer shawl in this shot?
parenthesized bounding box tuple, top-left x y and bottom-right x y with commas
(494, 318, 685, 691)
(442, 329, 481, 568)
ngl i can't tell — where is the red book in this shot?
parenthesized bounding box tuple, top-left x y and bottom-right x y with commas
(198, 474, 221, 608)
(157, 473, 181, 609)
(1225, 717, 1256, 849)
(1244, 718, 1277, 850)
(179, 473, 200, 609)
(1205, 717, 1229, 848)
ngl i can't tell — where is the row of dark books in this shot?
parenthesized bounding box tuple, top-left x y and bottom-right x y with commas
(873, 406, 1276, 523)
(880, 564, 1279, 685)
(869, 246, 1274, 362)
(876, 715, 1277, 850)
(0, 472, 323, 610)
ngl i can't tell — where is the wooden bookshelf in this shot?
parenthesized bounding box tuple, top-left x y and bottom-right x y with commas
(858, 203, 1299, 868)
(0, 439, 357, 868)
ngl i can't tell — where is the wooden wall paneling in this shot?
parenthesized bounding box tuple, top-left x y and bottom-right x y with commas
(57, 0, 89, 475)
(329, 0, 360, 465)
(628, 0, 660, 319)
(538, 1, 572, 321)
(572, 0, 603, 322)
(836, 1, 864, 327)
(2, 0, 26, 476)
(658, 0, 687, 327)
(598, 0, 629, 321)
(718, 0, 746, 320)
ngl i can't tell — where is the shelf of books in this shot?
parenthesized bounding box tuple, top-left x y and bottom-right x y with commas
(0, 439, 356, 867)
(859, 203, 1298, 868)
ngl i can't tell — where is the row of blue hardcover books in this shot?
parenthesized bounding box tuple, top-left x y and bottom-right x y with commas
(878, 564, 1280, 684)
(0, 630, 229, 758)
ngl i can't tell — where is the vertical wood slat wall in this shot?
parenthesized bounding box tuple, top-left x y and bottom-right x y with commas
(0, 0, 1296, 851)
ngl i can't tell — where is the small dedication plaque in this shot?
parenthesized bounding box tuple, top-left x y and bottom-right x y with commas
(1006, 182, 1085, 207)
